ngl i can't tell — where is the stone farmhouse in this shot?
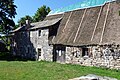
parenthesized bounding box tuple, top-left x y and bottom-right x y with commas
(11, 0, 120, 69)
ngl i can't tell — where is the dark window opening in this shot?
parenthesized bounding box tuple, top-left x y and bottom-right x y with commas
(27, 47, 30, 54)
(119, 11, 120, 16)
(82, 48, 88, 57)
(38, 48, 41, 56)
(38, 30, 41, 36)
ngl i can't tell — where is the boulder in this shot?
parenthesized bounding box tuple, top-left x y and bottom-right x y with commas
(69, 74, 118, 80)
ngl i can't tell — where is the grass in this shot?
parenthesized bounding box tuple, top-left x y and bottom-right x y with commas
(0, 61, 120, 80)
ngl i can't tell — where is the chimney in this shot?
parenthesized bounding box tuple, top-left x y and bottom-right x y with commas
(25, 19, 30, 29)
(19, 22, 23, 27)
(116, 0, 120, 3)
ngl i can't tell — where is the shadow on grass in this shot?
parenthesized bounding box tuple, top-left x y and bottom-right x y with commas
(0, 52, 35, 61)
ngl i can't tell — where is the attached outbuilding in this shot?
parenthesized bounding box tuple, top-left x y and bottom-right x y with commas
(45, 1, 120, 69)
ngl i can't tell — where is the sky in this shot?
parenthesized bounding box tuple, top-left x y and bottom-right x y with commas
(14, 0, 83, 24)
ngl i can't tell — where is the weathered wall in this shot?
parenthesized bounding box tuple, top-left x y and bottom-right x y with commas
(12, 31, 36, 59)
(30, 29, 53, 61)
(12, 28, 53, 61)
(65, 46, 120, 69)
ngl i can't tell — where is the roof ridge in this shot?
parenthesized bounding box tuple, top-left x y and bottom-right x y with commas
(48, 0, 115, 16)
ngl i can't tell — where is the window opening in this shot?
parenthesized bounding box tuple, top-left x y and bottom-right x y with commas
(38, 48, 41, 56)
(38, 30, 41, 36)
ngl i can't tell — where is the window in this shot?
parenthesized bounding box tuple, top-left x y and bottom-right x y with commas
(58, 50, 62, 56)
(38, 30, 41, 36)
(28, 47, 30, 53)
(38, 48, 41, 56)
(119, 11, 120, 16)
(27, 32, 30, 37)
(20, 46, 23, 53)
(26, 46, 30, 54)
(82, 48, 88, 57)
(30, 31, 33, 37)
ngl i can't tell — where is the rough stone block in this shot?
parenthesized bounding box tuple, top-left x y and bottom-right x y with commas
(69, 74, 118, 80)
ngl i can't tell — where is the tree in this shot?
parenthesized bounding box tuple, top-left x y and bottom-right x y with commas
(18, 15, 33, 26)
(0, 0, 17, 49)
(17, 5, 51, 25)
(0, 0, 17, 33)
(33, 5, 51, 22)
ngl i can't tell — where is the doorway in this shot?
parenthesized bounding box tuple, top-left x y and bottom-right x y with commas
(53, 45, 66, 63)
(82, 48, 88, 57)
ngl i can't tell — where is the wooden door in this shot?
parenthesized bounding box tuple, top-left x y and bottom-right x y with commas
(53, 45, 66, 63)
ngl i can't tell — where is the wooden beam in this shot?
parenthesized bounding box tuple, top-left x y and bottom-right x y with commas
(91, 6, 103, 41)
(62, 12, 73, 32)
(73, 8, 87, 43)
(100, 2, 111, 44)
(57, 12, 73, 44)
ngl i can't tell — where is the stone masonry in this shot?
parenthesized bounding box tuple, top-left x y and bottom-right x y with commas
(30, 29, 53, 61)
(12, 26, 53, 61)
(65, 45, 120, 69)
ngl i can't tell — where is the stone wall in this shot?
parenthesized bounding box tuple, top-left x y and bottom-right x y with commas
(12, 28, 53, 61)
(30, 29, 53, 61)
(12, 31, 36, 59)
(65, 45, 120, 69)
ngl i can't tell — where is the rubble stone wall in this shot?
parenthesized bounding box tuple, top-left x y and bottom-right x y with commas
(12, 29, 53, 61)
(30, 29, 53, 61)
(66, 46, 120, 69)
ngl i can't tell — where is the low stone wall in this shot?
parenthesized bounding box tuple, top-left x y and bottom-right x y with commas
(66, 57, 120, 69)
(66, 46, 120, 69)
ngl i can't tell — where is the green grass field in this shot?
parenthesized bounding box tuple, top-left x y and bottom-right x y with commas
(0, 61, 120, 80)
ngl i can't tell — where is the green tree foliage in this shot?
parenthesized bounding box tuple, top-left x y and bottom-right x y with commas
(33, 5, 51, 22)
(18, 15, 33, 26)
(18, 5, 51, 26)
(0, 0, 17, 33)
(0, 0, 17, 50)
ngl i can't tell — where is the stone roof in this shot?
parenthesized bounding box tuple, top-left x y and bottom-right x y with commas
(12, 18, 62, 32)
(12, 26, 26, 32)
(30, 18, 62, 30)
